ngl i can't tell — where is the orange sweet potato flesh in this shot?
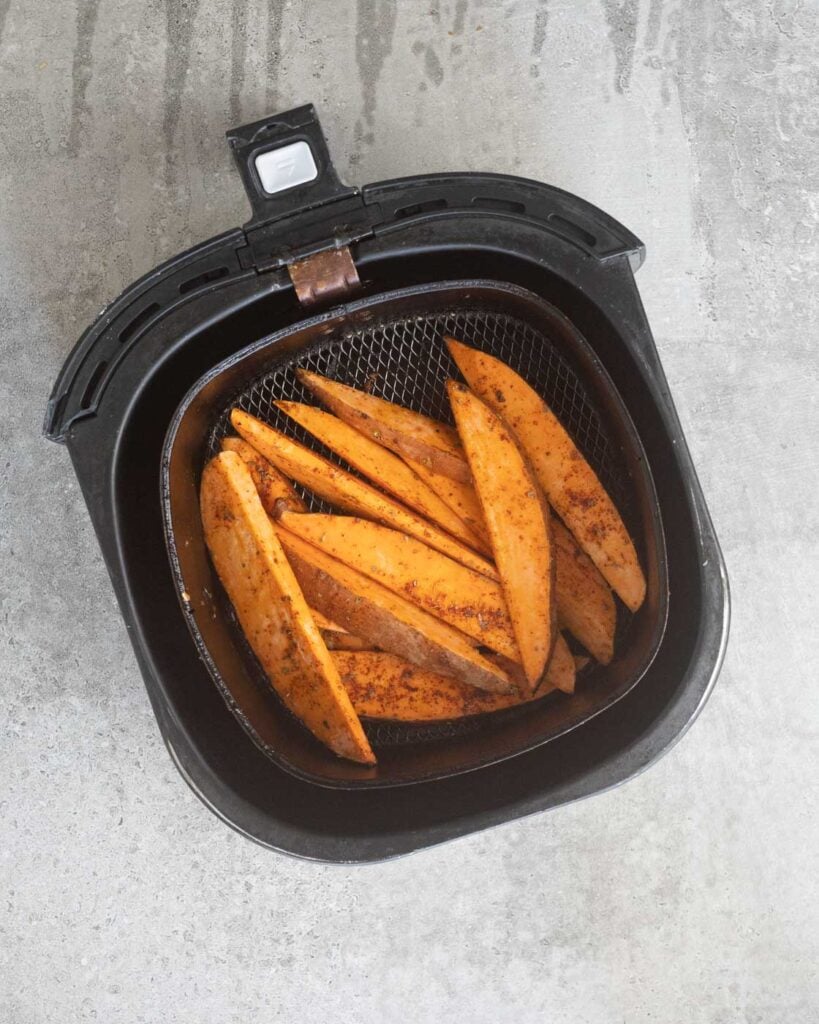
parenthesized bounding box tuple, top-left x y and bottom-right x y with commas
(275, 401, 483, 550)
(199, 451, 374, 764)
(402, 455, 491, 550)
(448, 381, 556, 691)
(231, 409, 498, 581)
(332, 650, 556, 721)
(446, 337, 646, 611)
(278, 512, 520, 661)
(221, 436, 307, 514)
(276, 528, 513, 694)
(553, 517, 616, 664)
(542, 632, 575, 693)
(296, 369, 472, 483)
(489, 632, 575, 695)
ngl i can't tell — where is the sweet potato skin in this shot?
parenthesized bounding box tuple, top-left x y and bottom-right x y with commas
(553, 517, 616, 664)
(333, 651, 555, 721)
(199, 452, 374, 764)
(275, 401, 482, 549)
(322, 632, 373, 652)
(278, 512, 520, 661)
(231, 409, 499, 580)
(308, 607, 347, 633)
(448, 381, 556, 690)
(276, 527, 514, 694)
(296, 369, 472, 482)
(446, 337, 646, 612)
(220, 436, 307, 514)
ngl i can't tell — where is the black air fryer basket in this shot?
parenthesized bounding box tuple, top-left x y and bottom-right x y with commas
(46, 105, 728, 861)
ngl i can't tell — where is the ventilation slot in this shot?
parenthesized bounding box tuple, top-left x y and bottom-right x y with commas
(472, 196, 526, 214)
(118, 303, 161, 344)
(80, 360, 108, 410)
(548, 214, 597, 248)
(179, 266, 230, 295)
(394, 198, 448, 219)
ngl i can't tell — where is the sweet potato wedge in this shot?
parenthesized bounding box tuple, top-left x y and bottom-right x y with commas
(322, 632, 373, 652)
(278, 512, 519, 661)
(489, 632, 575, 695)
(553, 517, 616, 664)
(312, 608, 371, 650)
(402, 455, 491, 549)
(309, 607, 347, 633)
(275, 401, 483, 550)
(231, 409, 498, 580)
(221, 436, 307, 515)
(446, 337, 646, 611)
(199, 451, 374, 764)
(296, 369, 472, 483)
(275, 528, 513, 694)
(332, 651, 556, 721)
(216, 447, 373, 653)
(448, 381, 556, 691)
(543, 632, 575, 694)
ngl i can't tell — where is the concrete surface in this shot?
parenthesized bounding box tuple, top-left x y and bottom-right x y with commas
(1, 0, 817, 1020)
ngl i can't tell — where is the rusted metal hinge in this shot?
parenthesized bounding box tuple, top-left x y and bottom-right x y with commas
(287, 246, 361, 307)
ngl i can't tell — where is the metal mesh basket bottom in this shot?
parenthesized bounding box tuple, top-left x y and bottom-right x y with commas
(208, 308, 629, 507)
(205, 305, 633, 749)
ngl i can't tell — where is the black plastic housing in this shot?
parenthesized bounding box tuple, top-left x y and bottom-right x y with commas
(45, 105, 728, 861)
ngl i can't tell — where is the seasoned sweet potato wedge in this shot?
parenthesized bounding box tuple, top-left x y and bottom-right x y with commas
(542, 632, 575, 693)
(231, 409, 498, 580)
(296, 369, 472, 483)
(221, 436, 307, 514)
(199, 451, 374, 764)
(309, 607, 347, 633)
(218, 445, 373, 653)
(275, 401, 482, 549)
(309, 608, 370, 650)
(489, 632, 575, 695)
(446, 337, 646, 611)
(553, 517, 616, 664)
(278, 512, 520, 661)
(448, 381, 556, 691)
(322, 632, 373, 652)
(276, 528, 513, 694)
(333, 651, 556, 721)
(402, 455, 491, 550)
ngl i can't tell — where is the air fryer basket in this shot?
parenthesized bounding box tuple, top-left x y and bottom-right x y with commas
(46, 105, 727, 858)
(163, 280, 667, 787)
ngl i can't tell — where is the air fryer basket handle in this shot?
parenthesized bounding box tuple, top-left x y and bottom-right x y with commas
(226, 104, 357, 227)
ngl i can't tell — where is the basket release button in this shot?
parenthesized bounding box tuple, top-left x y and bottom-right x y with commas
(255, 142, 318, 195)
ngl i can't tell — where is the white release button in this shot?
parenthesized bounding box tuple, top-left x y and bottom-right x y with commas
(255, 141, 318, 195)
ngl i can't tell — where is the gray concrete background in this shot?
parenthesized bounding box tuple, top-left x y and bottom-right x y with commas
(2, 0, 817, 1020)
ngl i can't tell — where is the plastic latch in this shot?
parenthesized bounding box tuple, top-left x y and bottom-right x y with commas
(255, 141, 319, 195)
(226, 105, 359, 228)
